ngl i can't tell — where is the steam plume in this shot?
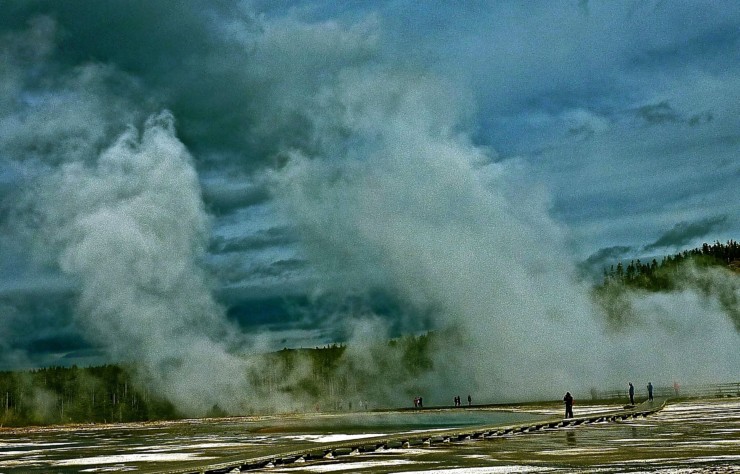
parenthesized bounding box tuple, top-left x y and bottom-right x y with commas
(270, 68, 740, 402)
(1, 4, 738, 413)
(32, 111, 250, 414)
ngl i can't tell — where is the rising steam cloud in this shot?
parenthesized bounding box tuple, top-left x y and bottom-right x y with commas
(269, 67, 740, 402)
(30, 111, 252, 414)
(1, 3, 738, 415)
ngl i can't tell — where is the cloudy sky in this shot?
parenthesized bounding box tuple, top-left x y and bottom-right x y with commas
(0, 0, 738, 399)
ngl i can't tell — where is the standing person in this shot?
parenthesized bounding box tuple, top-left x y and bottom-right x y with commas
(647, 382, 654, 401)
(467, 394, 472, 406)
(563, 392, 574, 418)
(628, 382, 635, 405)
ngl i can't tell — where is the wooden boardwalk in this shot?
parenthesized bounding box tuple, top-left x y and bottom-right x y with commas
(173, 398, 667, 474)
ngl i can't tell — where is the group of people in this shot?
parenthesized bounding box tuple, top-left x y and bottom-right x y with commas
(564, 381, 656, 419)
(413, 394, 475, 408)
(628, 381, 654, 405)
(453, 395, 472, 406)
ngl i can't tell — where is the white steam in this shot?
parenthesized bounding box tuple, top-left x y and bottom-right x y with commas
(270, 67, 740, 402)
(34, 112, 250, 414)
(2, 8, 738, 415)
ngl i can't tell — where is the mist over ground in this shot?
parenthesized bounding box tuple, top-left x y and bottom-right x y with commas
(0, 1, 738, 415)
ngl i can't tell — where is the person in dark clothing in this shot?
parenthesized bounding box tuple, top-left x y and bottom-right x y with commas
(563, 392, 574, 418)
(647, 382, 653, 401)
(467, 394, 472, 406)
(628, 382, 635, 405)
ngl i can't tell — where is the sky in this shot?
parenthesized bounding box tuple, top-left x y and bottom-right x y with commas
(0, 1, 738, 411)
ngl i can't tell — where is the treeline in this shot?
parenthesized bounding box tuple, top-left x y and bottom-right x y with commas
(4, 242, 736, 427)
(246, 333, 433, 412)
(596, 240, 740, 330)
(600, 240, 740, 291)
(0, 364, 180, 427)
(0, 333, 434, 427)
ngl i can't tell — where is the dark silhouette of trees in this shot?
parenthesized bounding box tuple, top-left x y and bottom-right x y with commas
(0, 365, 180, 427)
(0, 334, 436, 426)
(600, 240, 739, 291)
(596, 240, 740, 330)
(2, 241, 736, 427)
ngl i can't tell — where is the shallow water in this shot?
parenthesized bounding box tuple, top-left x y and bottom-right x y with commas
(3, 400, 739, 473)
(258, 399, 740, 474)
(0, 409, 541, 473)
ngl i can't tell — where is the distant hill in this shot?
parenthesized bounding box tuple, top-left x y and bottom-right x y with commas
(598, 240, 739, 290)
(595, 240, 739, 330)
(0, 335, 432, 427)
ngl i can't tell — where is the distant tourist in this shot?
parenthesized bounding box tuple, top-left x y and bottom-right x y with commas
(628, 382, 635, 405)
(467, 394, 472, 406)
(563, 392, 574, 418)
(419, 397, 423, 408)
(647, 382, 654, 401)
(673, 381, 680, 397)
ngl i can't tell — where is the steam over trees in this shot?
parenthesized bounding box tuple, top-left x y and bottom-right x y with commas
(1, 242, 737, 427)
(600, 240, 739, 291)
(0, 365, 179, 427)
(596, 240, 740, 330)
(0, 335, 433, 427)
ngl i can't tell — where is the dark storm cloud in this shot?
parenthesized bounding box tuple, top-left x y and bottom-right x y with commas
(201, 180, 271, 215)
(646, 216, 730, 251)
(0, 292, 94, 369)
(209, 227, 296, 254)
(635, 101, 715, 127)
(0, 0, 738, 406)
(225, 289, 430, 344)
(584, 245, 635, 266)
(0, 0, 375, 170)
(211, 258, 306, 287)
(258, 258, 305, 276)
(0, 1, 250, 162)
(636, 101, 682, 125)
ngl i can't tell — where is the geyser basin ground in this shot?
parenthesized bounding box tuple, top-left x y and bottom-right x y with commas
(0, 399, 738, 473)
(0, 408, 542, 473)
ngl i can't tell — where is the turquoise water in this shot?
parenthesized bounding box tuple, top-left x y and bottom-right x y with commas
(272, 409, 543, 432)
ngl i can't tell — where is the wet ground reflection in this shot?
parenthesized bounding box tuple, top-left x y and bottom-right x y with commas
(0, 408, 542, 473)
(257, 399, 740, 473)
(1, 400, 738, 473)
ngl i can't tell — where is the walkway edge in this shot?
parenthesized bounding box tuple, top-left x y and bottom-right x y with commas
(171, 398, 669, 474)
